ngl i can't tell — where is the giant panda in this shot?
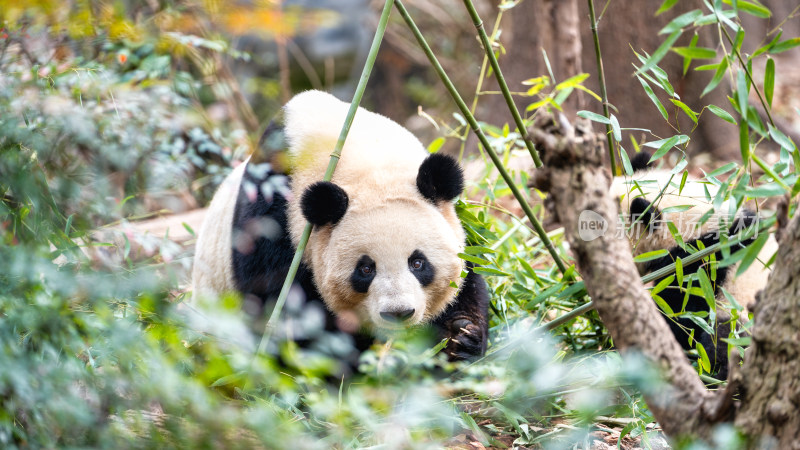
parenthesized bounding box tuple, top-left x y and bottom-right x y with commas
(612, 152, 777, 377)
(192, 90, 489, 368)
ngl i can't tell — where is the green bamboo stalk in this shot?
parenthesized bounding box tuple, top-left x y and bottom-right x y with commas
(394, 0, 569, 276)
(255, 0, 395, 356)
(587, 0, 618, 176)
(461, 0, 542, 168)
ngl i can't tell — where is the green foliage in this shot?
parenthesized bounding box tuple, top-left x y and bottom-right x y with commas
(1, 0, 795, 447)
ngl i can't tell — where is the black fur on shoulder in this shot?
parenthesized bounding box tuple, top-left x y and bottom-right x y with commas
(630, 151, 653, 173)
(416, 153, 464, 203)
(301, 181, 349, 226)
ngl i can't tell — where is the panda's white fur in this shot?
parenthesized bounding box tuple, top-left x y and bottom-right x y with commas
(282, 91, 466, 329)
(611, 164, 776, 314)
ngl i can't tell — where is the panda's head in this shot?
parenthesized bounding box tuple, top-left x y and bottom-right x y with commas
(611, 152, 724, 261)
(300, 153, 466, 330)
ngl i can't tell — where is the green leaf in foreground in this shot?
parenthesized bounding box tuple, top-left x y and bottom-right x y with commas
(472, 266, 511, 277)
(648, 135, 682, 163)
(764, 57, 774, 107)
(634, 249, 669, 263)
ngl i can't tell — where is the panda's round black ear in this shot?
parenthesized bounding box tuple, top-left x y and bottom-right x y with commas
(630, 197, 660, 228)
(416, 154, 464, 203)
(301, 181, 349, 226)
(630, 151, 653, 173)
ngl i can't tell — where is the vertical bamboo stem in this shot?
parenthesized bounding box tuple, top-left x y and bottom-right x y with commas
(461, 0, 542, 168)
(587, 0, 617, 175)
(394, 0, 569, 276)
(255, 0, 396, 356)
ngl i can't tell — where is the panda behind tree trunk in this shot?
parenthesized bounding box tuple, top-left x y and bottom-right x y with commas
(612, 152, 777, 378)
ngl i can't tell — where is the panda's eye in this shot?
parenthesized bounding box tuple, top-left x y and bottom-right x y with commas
(350, 255, 376, 294)
(408, 250, 434, 287)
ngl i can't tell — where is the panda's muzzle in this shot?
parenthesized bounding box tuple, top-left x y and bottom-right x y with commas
(379, 308, 415, 323)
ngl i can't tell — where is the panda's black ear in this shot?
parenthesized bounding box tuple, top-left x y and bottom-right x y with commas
(301, 181, 349, 226)
(630, 197, 660, 228)
(630, 151, 653, 173)
(416, 154, 464, 203)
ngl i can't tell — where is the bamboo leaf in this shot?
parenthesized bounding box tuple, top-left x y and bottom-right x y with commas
(472, 266, 511, 277)
(649, 135, 681, 162)
(707, 162, 738, 177)
(768, 124, 797, 152)
(660, 10, 702, 34)
(736, 231, 770, 276)
(701, 57, 728, 97)
(696, 341, 711, 373)
(577, 110, 611, 125)
(736, 69, 749, 116)
(746, 182, 785, 198)
(723, 0, 771, 18)
(671, 46, 717, 59)
(764, 57, 774, 107)
(671, 99, 698, 124)
(652, 275, 676, 296)
(652, 294, 676, 316)
(706, 104, 736, 124)
(427, 137, 445, 153)
(634, 249, 669, 263)
(637, 76, 668, 120)
(620, 148, 633, 176)
(656, 0, 680, 14)
(769, 37, 800, 54)
(636, 30, 682, 75)
(740, 120, 750, 165)
(610, 114, 622, 142)
(555, 72, 590, 90)
(458, 253, 491, 265)
(696, 269, 716, 311)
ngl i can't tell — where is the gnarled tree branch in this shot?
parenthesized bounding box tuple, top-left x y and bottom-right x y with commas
(529, 113, 725, 438)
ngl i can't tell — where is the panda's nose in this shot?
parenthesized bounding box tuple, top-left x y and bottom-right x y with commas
(380, 308, 415, 322)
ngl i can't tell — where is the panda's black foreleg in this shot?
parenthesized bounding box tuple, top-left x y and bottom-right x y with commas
(431, 267, 489, 361)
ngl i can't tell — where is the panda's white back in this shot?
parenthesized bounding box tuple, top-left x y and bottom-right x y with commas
(191, 158, 249, 297)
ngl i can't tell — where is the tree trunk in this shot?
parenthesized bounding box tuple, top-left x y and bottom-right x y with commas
(735, 211, 800, 447)
(530, 113, 800, 443)
(529, 115, 715, 438)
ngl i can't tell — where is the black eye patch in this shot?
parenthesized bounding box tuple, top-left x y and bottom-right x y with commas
(350, 255, 376, 293)
(408, 250, 435, 287)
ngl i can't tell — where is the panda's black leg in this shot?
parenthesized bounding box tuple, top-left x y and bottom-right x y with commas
(431, 267, 489, 361)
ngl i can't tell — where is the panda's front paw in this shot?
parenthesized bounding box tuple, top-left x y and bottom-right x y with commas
(444, 318, 486, 362)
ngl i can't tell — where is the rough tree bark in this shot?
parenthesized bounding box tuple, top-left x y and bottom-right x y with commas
(734, 206, 800, 448)
(529, 113, 800, 443)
